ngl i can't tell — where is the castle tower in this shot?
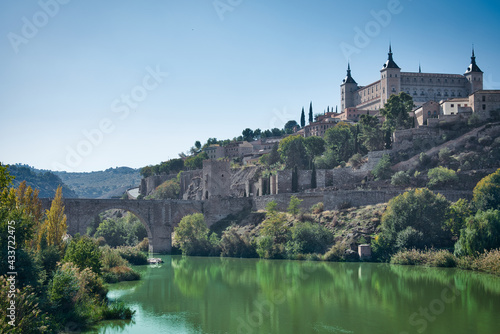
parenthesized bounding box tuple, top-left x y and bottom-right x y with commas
(202, 159, 231, 200)
(340, 62, 358, 111)
(380, 44, 401, 106)
(464, 47, 483, 94)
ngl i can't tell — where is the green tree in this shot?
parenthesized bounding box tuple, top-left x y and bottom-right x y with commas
(278, 135, 308, 169)
(304, 136, 325, 168)
(308, 102, 313, 124)
(288, 221, 333, 255)
(372, 154, 392, 180)
(149, 179, 180, 199)
(446, 199, 472, 239)
(359, 114, 385, 151)
(380, 188, 451, 251)
(64, 235, 102, 274)
(288, 195, 303, 216)
(242, 128, 254, 142)
(174, 213, 210, 256)
(473, 168, 500, 211)
(380, 92, 414, 134)
(300, 107, 305, 127)
(184, 152, 208, 170)
(94, 219, 127, 247)
(324, 123, 356, 164)
(454, 209, 500, 256)
(284, 120, 299, 134)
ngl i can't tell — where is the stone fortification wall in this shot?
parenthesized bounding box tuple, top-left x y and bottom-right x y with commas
(252, 190, 472, 212)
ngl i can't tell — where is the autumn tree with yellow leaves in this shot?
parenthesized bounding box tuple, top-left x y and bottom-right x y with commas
(39, 185, 67, 251)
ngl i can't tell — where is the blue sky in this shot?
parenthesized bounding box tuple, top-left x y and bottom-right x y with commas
(1, 0, 499, 172)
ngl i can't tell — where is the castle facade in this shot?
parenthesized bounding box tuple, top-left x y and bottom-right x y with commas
(340, 46, 484, 117)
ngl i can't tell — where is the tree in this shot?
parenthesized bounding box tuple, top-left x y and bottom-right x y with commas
(324, 122, 356, 163)
(278, 135, 308, 169)
(242, 128, 254, 142)
(40, 185, 67, 251)
(284, 120, 299, 134)
(308, 102, 313, 124)
(380, 188, 451, 251)
(304, 136, 325, 162)
(300, 107, 306, 127)
(359, 114, 385, 151)
(63, 235, 102, 274)
(94, 219, 127, 247)
(473, 168, 500, 211)
(184, 152, 208, 170)
(446, 199, 472, 239)
(454, 209, 500, 256)
(148, 179, 180, 200)
(288, 195, 303, 216)
(174, 213, 210, 256)
(372, 154, 392, 180)
(380, 92, 414, 134)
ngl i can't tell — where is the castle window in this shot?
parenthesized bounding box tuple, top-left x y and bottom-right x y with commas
(438, 79, 440, 83)
(414, 78, 416, 82)
(451, 104, 454, 108)
(458, 92, 462, 97)
(390, 74, 392, 77)
(445, 79, 448, 83)
(429, 78, 432, 83)
(444, 91, 448, 97)
(414, 91, 417, 95)
(482, 96, 486, 102)
(428, 111, 431, 116)
(483, 104, 486, 110)
(451, 91, 455, 97)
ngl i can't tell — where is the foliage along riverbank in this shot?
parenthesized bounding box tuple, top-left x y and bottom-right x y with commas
(172, 169, 500, 276)
(0, 164, 146, 333)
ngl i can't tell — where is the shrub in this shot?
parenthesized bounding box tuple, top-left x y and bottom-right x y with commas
(473, 168, 500, 211)
(418, 152, 431, 169)
(348, 153, 363, 169)
(287, 222, 333, 256)
(454, 209, 500, 257)
(427, 166, 458, 188)
(220, 226, 256, 258)
(478, 135, 493, 146)
(390, 249, 456, 267)
(391, 171, 411, 186)
(380, 188, 452, 252)
(323, 243, 348, 262)
(311, 202, 324, 214)
(102, 301, 135, 320)
(288, 196, 303, 216)
(146, 179, 180, 200)
(136, 237, 149, 252)
(438, 147, 453, 165)
(116, 246, 148, 265)
(457, 249, 500, 276)
(64, 235, 102, 275)
(372, 154, 392, 180)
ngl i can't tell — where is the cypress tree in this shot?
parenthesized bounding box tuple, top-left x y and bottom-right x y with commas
(311, 164, 317, 189)
(308, 102, 313, 124)
(300, 107, 305, 127)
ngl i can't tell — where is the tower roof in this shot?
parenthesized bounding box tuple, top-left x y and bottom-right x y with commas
(342, 62, 357, 84)
(465, 47, 482, 73)
(381, 44, 400, 70)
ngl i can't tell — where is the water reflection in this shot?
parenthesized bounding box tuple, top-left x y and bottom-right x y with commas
(91, 256, 500, 334)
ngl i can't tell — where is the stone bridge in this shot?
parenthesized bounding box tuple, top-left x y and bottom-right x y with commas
(41, 197, 253, 253)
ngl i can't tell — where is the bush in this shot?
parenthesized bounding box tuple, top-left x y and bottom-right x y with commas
(288, 195, 303, 216)
(438, 147, 453, 165)
(136, 237, 149, 252)
(220, 226, 256, 258)
(427, 166, 458, 188)
(380, 188, 452, 253)
(454, 209, 500, 257)
(390, 249, 456, 267)
(347, 153, 363, 169)
(64, 235, 102, 275)
(391, 171, 411, 186)
(288, 222, 333, 256)
(311, 202, 324, 214)
(116, 246, 147, 265)
(457, 248, 500, 275)
(146, 179, 180, 200)
(372, 154, 392, 180)
(102, 301, 135, 320)
(323, 243, 348, 262)
(473, 168, 500, 211)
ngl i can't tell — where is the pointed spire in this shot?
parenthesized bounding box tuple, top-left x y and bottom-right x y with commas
(465, 45, 482, 73)
(342, 62, 357, 84)
(419, 62, 421, 73)
(382, 43, 399, 70)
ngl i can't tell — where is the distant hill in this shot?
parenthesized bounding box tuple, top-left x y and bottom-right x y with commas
(7, 165, 78, 198)
(53, 167, 141, 199)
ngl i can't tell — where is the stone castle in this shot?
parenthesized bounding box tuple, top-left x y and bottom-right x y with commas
(340, 45, 483, 114)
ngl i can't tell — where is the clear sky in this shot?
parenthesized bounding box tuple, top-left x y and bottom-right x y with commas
(1, 0, 499, 172)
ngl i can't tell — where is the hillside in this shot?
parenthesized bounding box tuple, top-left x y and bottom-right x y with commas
(54, 167, 141, 199)
(7, 165, 78, 198)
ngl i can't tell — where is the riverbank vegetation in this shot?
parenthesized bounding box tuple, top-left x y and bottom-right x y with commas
(0, 164, 141, 333)
(173, 169, 500, 276)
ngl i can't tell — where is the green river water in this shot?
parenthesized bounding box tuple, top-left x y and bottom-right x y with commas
(89, 255, 500, 334)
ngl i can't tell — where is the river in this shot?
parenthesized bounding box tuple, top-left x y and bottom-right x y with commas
(89, 255, 500, 334)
